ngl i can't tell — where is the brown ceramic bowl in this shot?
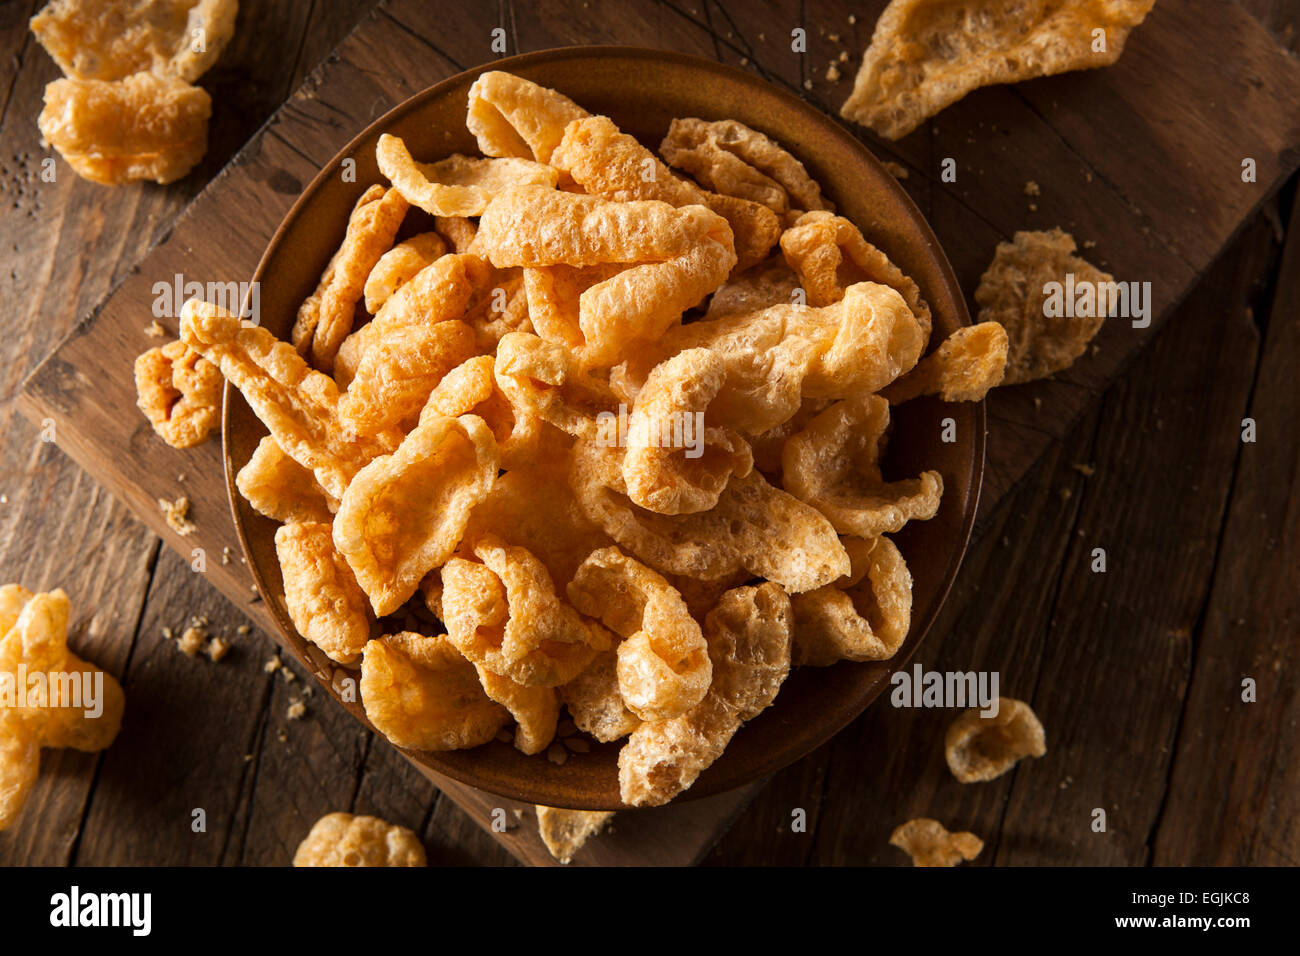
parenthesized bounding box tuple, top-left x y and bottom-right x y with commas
(224, 47, 984, 810)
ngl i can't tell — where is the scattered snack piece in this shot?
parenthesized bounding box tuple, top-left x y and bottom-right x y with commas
(535, 805, 614, 863)
(134, 340, 221, 448)
(177, 623, 205, 656)
(145, 320, 167, 337)
(30, 0, 238, 82)
(840, 0, 1156, 139)
(1024, 180, 1040, 197)
(945, 697, 1047, 783)
(286, 699, 306, 720)
(882, 322, 1008, 404)
(292, 811, 426, 867)
(1072, 462, 1095, 476)
(975, 228, 1114, 383)
(0, 586, 125, 831)
(206, 635, 230, 661)
(880, 160, 909, 180)
(890, 818, 983, 867)
(157, 494, 195, 536)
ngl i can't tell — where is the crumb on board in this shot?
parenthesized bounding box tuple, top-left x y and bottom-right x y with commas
(178, 624, 206, 656)
(145, 320, 167, 337)
(207, 635, 231, 661)
(1024, 180, 1040, 196)
(158, 495, 196, 536)
(825, 63, 841, 82)
(287, 699, 306, 720)
(264, 656, 282, 674)
(1072, 463, 1096, 476)
(881, 160, 909, 180)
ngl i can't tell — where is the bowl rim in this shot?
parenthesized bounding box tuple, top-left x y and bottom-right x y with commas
(224, 44, 985, 809)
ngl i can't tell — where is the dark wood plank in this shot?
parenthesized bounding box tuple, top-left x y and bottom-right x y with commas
(1152, 187, 1300, 865)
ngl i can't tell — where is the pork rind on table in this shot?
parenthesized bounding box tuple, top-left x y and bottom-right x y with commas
(133, 339, 221, 448)
(840, 0, 1156, 140)
(31, 0, 238, 82)
(0, 586, 125, 831)
(975, 228, 1114, 384)
(535, 805, 615, 864)
(30, 0, 237, 185)
(890, 818, 983, 867)
(945, 697, 1047, 783)
(166, 69, 989, 806)
(292, 811, 426, 867)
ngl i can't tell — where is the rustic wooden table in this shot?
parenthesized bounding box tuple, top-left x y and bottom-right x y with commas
(0, 0, 1296, 866)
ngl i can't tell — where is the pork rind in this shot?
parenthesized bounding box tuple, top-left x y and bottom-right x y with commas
(617, 281, 925, 434)
(945, 697, 1047, 783)
(333, 414, 498, 617)
(466, 70, 590, 164)
(558, 649, 640, 743)
(619, 583, 791, 806)
(550, 114, 778, 273)
(435, 216, 478, 254)
(883, 322, 1009, 404)
(364, 232, 446, 314)
(572, 441, 848, 593)
(133, 339, 220, 448)
(291, 184, 410, 373)
(419, 354, 543, 472)
(790, 535, 912, 666)
(567, 547, 711, 721)
(660, 117, 830, 223)
(293, 811, 426, 867)
(494, 332, 618, 440)
(474, 666, 559, 755)
(462, 271, 534, 352)
(781, 210, 932, 344)
(335, 252, 484, 389)
(360, 632, 508, 752)
(180, 299, 391, 501)
(377, 134, 559, 218)
(535, 805, 614, 864)
(704, 259, 801, 320)
(39, 72, 211, 185)
(236, 436, 335, 524)
(840, 0, 1156, 140)
(275, 522, 370, 665)
(975, 228, 1114, 384)
(524, 263, 622, 350)
(890, 818, 983, 867)
(0, 587, 125, 831)
(458, 462, 613, 589)
(337, 319, 478, 435)
(441, 536, 612, 687)
(782, 393, 943, 538)
(31, 0, 238, 82)
(622, 348, 753, 515)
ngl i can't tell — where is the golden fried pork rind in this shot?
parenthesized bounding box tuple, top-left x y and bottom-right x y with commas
(840, 0, 1156, 140)
(883, 322, 1008, 404)
(363, 232, 446, 314)
(474, 666, 559, 755)
(466, 70, 590, 164)
(782, 393, 942, 538)
(134, 339, 220, 448)
(337, 319, 478, 435)
(0, 587, 124, 830)
(572, 441, 848, 593)
(333, 414, 498, 617)
(975, 228, 1114, 384)
(558, 649, 640, 743)
(180, 299, 390, 501)
(619, 281, 924, 434)
(704, 259, 801, 320)
(945, 697, 1047, 783)
(524, 264, 622, 350)
(550, 114, 779, 273)
(293, 811, 426, 867)
(890, 818, 983, 867)
(360, 632, 508, 751)
(781, 210, 932, 344)
(39, 72, 210, 185)
(535, 805, 614, 864)
(790, 535, 912, 665)
(31, 0, 238, 82)
(377, 134, 559, 217)
(494, 332, 618, 440)
(622, 348, 753, 515)
(567, 547, 711, 721)
(292, 184, 409, 373)
(619, 583, 791, 806)
(274, 522, 370, 665)
(440, 536, 612, 687)
(236, 436, 335, 524)
(660, 117, 830, 222)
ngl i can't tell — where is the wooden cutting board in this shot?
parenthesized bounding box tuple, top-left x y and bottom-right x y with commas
(17, 0, 1300, 865)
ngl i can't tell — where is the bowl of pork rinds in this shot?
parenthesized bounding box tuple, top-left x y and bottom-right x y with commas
(190, 48, 999, 810)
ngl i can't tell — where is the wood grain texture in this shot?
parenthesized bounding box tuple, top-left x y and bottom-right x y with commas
(3, 0, 1299, 867)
